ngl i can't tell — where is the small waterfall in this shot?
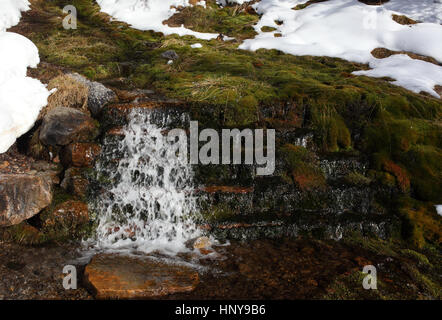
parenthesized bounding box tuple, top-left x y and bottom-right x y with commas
(91, 109, 201, 254)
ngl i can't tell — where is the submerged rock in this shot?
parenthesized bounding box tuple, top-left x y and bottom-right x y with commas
(39, 107, 98, 146)
(0, 173, 53, 226)
(84, 254, 200, 299)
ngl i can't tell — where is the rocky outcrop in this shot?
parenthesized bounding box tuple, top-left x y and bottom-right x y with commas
(61, 143, 101, 168)
(0, 173, 53, 226)
(68, 73, 117, 116)
(84, 254, 200, 299)
(39, 107, 98, 147)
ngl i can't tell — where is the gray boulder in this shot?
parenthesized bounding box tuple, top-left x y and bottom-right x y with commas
(161, 50, 179, 60)
(68, 73, 117, 116)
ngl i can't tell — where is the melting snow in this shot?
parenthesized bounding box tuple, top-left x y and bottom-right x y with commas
(384, 0, 442, 24)
(96, 0, 218, 39)
(0, 0, 51, 153)
(239, 0, 442, 97)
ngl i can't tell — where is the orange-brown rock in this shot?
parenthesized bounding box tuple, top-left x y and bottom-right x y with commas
(42, 200, 89, 230)
(84, 254, 200, 299)
(61, 142, 101, 167)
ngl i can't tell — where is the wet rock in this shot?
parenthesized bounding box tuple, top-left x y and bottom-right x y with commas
(42, 200, 89, 233)
(161, 50, 179, 60)
(84, 254, 200, 299)
(193, 236, 211, 249)
(68, 73, 117, 116)
(60, 167, 89, 198)
(61, 143, 101, 168)
(39, 107, 98, 147)
(0, 173, 53, 226)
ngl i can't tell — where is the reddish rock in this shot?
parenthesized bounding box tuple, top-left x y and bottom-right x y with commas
(60, 167, 89, 197)
(61, 143, 101, 167)
(84, 254, 200, 299)
(0, 173, 53, 226)
(42, 200, 89, 230)
(39, 107, 98, 146)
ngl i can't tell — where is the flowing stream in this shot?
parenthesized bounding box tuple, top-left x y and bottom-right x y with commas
(90, 109, 201, 255)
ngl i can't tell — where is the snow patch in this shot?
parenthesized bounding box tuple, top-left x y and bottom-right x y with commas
(191, 43, 203, 48)
(384, 0, 442, 24)
(0, 0, 52, 153)
(96, 0, 218, 40)
(436, 205, 442, 216)
(239, 0, 442, 97)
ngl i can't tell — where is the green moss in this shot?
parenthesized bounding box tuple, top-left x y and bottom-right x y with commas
(400, 249, 432, 268)
(344, 172, 372, 186)
(261, 26, 277, 32)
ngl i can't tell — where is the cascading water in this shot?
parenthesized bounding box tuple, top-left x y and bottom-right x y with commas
(90, 109, 201, 255)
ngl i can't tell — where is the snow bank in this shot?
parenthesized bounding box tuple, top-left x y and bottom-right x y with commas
(436, 205, 442, 216)
(0, 0, 30, 31)
(0, 0, 52, 153)
(96, 0, 218, 39)
(384, 0, 442, 24)
(354, 54, 442, 97)
(238, 0, 442, 97)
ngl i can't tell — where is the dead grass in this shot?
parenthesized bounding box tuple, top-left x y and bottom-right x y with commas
(41, 74, 89, 119)
(392, 14, 418, 25)
(371, 48, 441, 66)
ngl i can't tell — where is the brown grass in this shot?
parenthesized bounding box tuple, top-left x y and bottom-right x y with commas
(392, 14, 418, 25)
(371, 48, 441, 66)
(40, 74, 89, 119)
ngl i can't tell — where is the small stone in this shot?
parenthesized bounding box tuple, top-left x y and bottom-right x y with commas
(193, 236, 211, 249)
(0, 161, 9, 170)
(84, 254, 199, 299)
(161, 50, 179, 60)
(61, 143, 101, 168)
(60, 167, 89, 198)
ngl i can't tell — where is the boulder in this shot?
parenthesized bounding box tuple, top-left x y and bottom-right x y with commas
(0, 173, 53, 226)
(84, 254, 200, 299)
(39, 107, 98, 147)
(61, 143, 101, 168)
(68, 73, 117, 116)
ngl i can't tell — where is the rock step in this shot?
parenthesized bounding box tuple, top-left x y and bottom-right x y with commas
(84, 253, 199, 299)
(100, 101, 189, 130)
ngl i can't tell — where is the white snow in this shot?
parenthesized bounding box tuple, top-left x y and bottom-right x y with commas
(217, 0, 249, 5)
(384, 0, 442, 24)
(239, 0, 442, 97)
(436, 205, 442, 216)
(191, 43, 203, 48)
(354, 54, 442, 97)
(0, 0, 52, 153)
(96, 0, 218, 40)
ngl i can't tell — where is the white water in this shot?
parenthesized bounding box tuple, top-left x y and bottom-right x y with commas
(91, 110, 201, 255)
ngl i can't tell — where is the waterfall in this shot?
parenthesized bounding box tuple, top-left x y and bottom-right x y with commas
(91, 109, 201, 254)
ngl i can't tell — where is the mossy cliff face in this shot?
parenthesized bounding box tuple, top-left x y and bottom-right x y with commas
(9, 0, 441, 250)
